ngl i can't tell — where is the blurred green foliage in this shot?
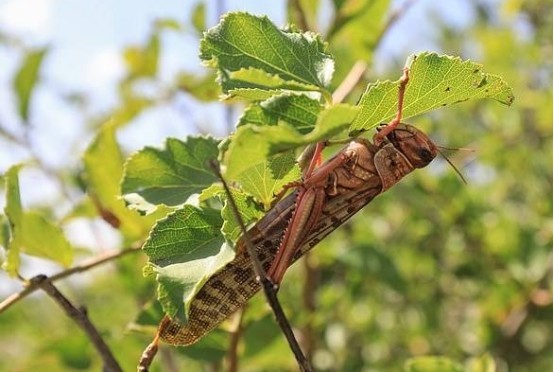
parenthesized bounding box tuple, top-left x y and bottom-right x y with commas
(0, 1, 551, 371)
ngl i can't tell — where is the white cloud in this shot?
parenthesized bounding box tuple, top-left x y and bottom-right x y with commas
(0, 0, 53, 38)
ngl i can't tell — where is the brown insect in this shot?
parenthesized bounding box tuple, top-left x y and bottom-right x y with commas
(150, 68, 441, 348)
(158, 122, 438, 345)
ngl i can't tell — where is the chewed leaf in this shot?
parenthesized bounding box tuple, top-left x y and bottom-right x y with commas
(122, 136, 220, 206)
(200, 12, 334, 93)
(350, 52, 515, 134)
(143, 205, 234, 322)
(225, 104, 359, 180)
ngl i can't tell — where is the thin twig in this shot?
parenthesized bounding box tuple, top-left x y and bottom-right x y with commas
(301, 253, 317, 359)
(137, 316, 170, 372)
(227, 307, 246, 372)
(32, 275, 122, 372)
(332, 60, 368, 104)
(0, 245, 141, 314)
(210, 161, 313, 372)
(290, 0, 310, 31)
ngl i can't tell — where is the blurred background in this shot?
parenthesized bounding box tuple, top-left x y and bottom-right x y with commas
(0, 0, 551, 371)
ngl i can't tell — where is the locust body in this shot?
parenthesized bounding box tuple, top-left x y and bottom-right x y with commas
(159, 124, 438, 346)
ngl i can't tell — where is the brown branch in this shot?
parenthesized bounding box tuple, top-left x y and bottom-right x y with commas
(211, 161, 313, 372)
(137, 316, 170, 372)
(32, 275, 122, 372)
(0, 245, 141, 314)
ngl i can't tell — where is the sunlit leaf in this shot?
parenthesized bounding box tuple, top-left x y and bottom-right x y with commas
(286, 0, 321, 31)
(225, 104, 359, 180)
(220, 189, 264, 242)
(13, 48, 48, 121)
(191, 2, 206, 34)
(239, 93, 322, 134)
(83, 123, 155, 240)
(122, 136, 220, 206)
(177, 71, 221, 102)
(235, 152, 301, 209)
(143, 205, 233, 322)
(123, 32, 160, 78)
(154, 18, 183, 31)
(200, 12, 334, 93)
(466, 354, 496, 372)
(328, 0, 390, 81)
(404, 356, 463, 372)
(350, 52, 515, 134)
(226, 88, 279, 101)
(2, 165, 72, 275)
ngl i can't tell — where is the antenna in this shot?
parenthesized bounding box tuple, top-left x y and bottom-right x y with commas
(435, 147, 469, 184)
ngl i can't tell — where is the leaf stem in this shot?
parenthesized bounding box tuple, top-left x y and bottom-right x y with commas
(321, 89, 334, 106)
(332, 60, 367, 104)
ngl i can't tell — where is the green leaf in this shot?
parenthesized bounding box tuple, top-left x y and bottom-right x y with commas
(350, 52, 515, 134)
(2, 165, 72, 275)
(220, 189, 264, 242)
(286, 0, 321, 31)
(128, 300, 165, 334)
(328, 0, 390, 77)
(226, 88, 279, 101)
(197, 183, 264, 243)
(225, 67, 322, 94)
(0, 214, 9, 251)
(123, 32, 160, 78)
(13, 48, 48, 121)
(143, 205, 234, 322)
(175, 328, 229, 363)
(239, 93, 323, 134)
(154, 18, 183, 32)
(225, 104, 359, 180)
(465, 354, 496, 372)
(83, 124, 155, 240)
(404, 356, 463, 372)
(236, 152, 301, 209)
(18, 212, 73, 265)
(4, 165, 23, 224)
(191, 2, 206, 34)
(122, 136, 220, 206)
(177, 72, 221, 102)
(200, 12, 334, 93)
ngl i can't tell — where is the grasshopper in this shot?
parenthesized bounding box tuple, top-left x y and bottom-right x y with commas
(157, 68, 439, 346)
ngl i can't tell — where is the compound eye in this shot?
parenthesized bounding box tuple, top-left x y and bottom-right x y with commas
(418, 148, 434, 163)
